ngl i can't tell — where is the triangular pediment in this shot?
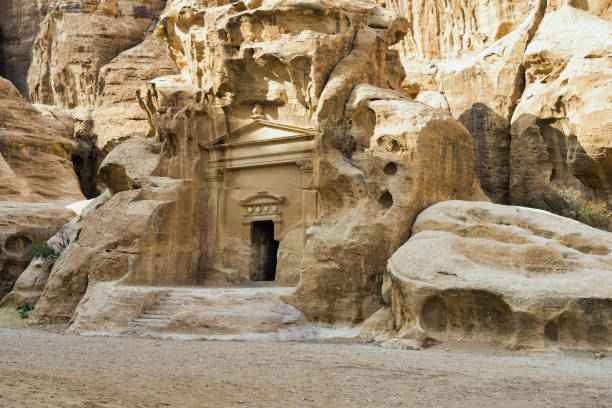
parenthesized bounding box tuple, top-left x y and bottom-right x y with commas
(240, 191, 285, 206)
(206, 119, 315, 149)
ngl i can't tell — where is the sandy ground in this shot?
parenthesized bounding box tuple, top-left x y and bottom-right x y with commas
(0, 308, 611, 408)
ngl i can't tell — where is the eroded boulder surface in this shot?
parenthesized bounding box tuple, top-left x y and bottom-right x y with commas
(372, 201, 612, 351)
(287, 85, 484, 322)
(0, 203, 75, 299)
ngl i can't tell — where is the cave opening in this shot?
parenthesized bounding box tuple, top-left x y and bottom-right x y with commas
(250, 221, 279, 282)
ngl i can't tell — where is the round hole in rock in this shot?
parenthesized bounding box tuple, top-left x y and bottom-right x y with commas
(378, 191, 393, 209)
(421, 295, 448, 334)
(383, 162, 397, 175)
(5, 234, 32, 254)
(390, 140, 400, 152)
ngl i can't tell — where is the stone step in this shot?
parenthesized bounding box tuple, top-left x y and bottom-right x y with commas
(142, 313, 175, 319)
(144, 308, 176, 314)
(133, 317, 171, 324)
(132, 323, 169, 330)
(156, 299, 185, 305)
(148, 303, 181, 309)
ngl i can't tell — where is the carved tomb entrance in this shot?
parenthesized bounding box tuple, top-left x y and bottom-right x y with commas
(250, 220, 279, 281)
(203, 118, 318, 286)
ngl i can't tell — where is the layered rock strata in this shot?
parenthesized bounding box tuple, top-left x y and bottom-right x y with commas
(94, 35, 179, 155)
(0, 76, 83, 203)
(0, 0, 53, 95)
(0, 75, 83, 298)
(27, 0, 167, 109)
(377, 1, 612, 208)
(510, 7, 612, 206)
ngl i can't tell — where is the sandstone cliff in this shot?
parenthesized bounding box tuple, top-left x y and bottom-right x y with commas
(0, 76, 82, 298)
(380, 0, 612, 208)
(0, 0, 53, 96)
(0, 76, 82, 203)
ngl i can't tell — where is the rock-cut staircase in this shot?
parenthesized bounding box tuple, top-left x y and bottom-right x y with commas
(131, 291, 191, 331)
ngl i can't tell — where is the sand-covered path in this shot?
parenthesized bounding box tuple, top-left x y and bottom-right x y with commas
(0, 314, 610, 407)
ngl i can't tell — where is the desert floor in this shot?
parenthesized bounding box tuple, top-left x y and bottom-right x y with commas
(0, 308, 610, 408)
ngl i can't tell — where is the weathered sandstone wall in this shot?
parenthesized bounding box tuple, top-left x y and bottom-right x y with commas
(27, 0, 167, 108)
(377, 0, 611, 207)
(94, 35, 179, 155)
(0, 76, 82, 298)
(510, 7, 612, 206)
(0, 0, 53, 96)
(19, 0, 173, 198)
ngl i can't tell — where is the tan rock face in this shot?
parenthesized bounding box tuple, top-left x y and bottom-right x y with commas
(375, 1, 611, 207)
(433, 1, 546, 203)
(0, 75, 82, 300)
(27, 0, 167, 109)
(377, 201, 612, 351)
(0, 76, 83, 203)
(510, 7, 612, 206)
(0, 0, 52, 95)
(379, 0, 534, 60)
(94, 35, 179, 154)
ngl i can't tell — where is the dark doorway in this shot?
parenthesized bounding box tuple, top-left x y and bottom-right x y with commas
(250, 221, 279, 281)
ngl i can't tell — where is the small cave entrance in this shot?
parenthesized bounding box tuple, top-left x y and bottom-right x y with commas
(250, 221, 279, 282)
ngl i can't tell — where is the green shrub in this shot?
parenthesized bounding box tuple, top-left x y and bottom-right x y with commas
(15, 305, 34, 319)
(519, 188, 610, 229)
(28, 240, 58, 262)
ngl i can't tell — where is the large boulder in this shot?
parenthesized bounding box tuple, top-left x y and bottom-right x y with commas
(375, 200, 612, 351)
(30, 180, 195, 323)
(0, 203, 75, 299)
(0, 258, 54, 307)
(286, 85, 484, 322)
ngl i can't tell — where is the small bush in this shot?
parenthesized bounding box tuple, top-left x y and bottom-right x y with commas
(519, 188, 610, 229)
(28, 240, 58, 262)
(15, 305, 34, 319)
